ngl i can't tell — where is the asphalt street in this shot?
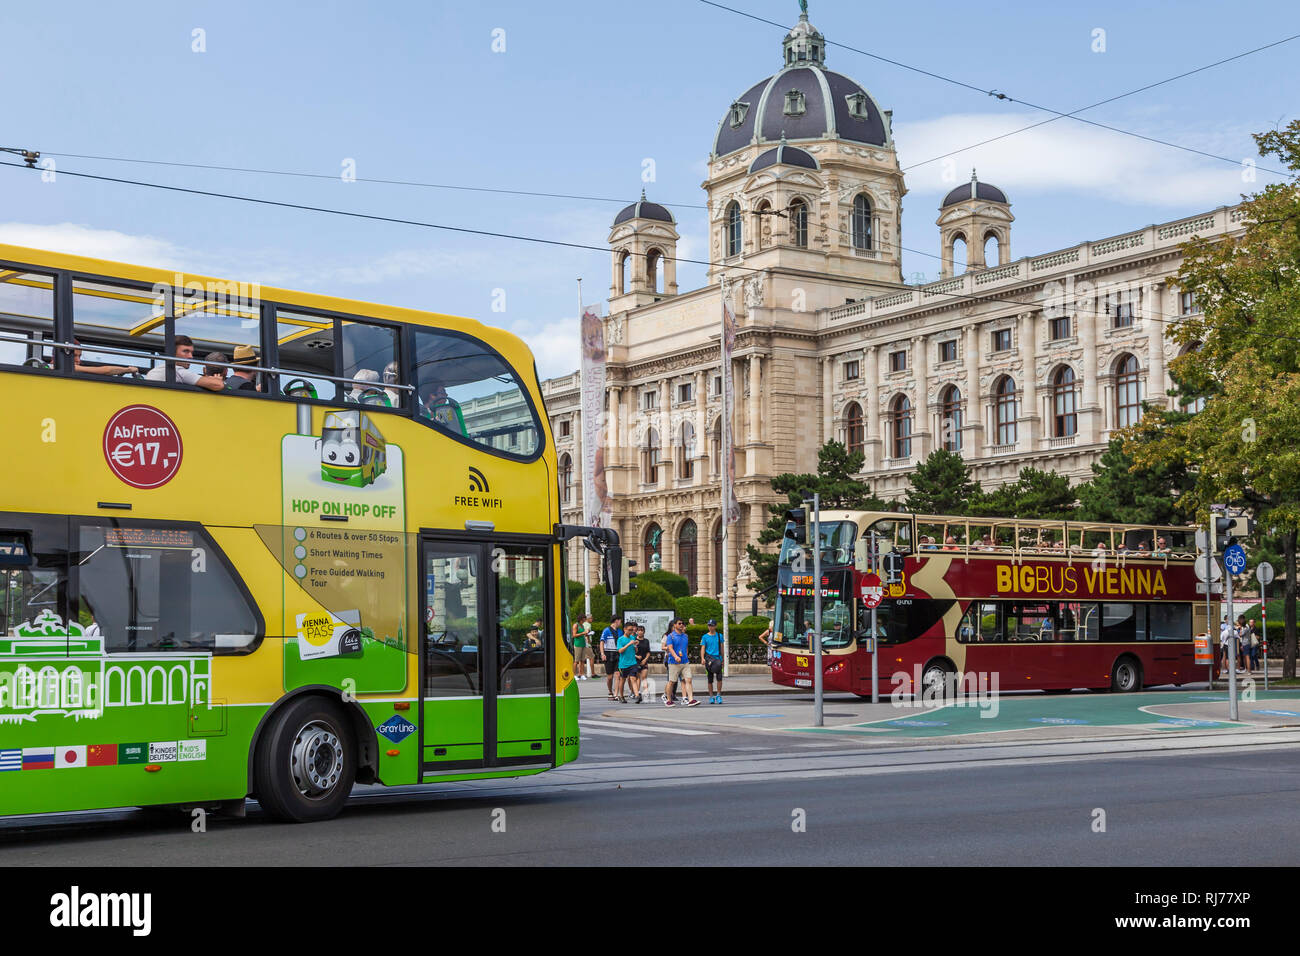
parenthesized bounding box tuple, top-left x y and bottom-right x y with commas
(3, 701, 1299, 865)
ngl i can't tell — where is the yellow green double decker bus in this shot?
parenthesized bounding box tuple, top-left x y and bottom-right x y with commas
(0, 242, 616, 823)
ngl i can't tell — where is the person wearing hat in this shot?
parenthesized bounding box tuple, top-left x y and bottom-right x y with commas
(225, 344, 260, 392)
(701, 619, 725, 704)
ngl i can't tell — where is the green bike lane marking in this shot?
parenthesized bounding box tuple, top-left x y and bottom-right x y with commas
(788, 689, 1300, 739)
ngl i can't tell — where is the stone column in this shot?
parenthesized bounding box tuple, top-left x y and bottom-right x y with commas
(1145, 283, 1166, 409)
(864, 345, 880, 470)
(748, 354, 762, 445)
(1018, 311, 1039, 451)
(608, 386, 622, 471)
(963, 324, 983, 457)
(694, 369, 707, 483)
(1078, 307, 1101, 444)
(659, 378, 672, 480)
(822, 357, 833, 446)
(912, 334, 929, 460)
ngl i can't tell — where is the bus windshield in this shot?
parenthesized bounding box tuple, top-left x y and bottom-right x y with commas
(778, 520, 857, 568)
(774, 567, 853, 649)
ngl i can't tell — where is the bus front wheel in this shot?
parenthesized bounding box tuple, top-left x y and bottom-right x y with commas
(255, 697, 356, 823)
(921, 661, 955, 700)
(1110, 657, 1142, 693)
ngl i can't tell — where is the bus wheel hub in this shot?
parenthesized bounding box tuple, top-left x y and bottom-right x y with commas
(291, 723, 343, 797)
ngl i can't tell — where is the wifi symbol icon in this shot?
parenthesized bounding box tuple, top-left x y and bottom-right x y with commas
(468, 466, 490, 494)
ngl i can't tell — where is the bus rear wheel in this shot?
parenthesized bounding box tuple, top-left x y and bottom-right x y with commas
(1110, 657, 1142, 693)
(255, 697, 355, 823)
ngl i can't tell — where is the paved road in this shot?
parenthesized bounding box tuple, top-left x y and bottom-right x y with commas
(4, 709, 1299, 865)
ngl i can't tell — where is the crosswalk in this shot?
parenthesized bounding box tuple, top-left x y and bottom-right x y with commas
(579, 718, 716, 738)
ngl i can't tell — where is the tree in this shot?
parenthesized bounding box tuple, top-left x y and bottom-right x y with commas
(904, 449, 980, 515)
(1124, 121, 1300, 677)
(970, 467, 1076, 519)
(1075, 437, 1191, 525)
(744, 440, 886, 599)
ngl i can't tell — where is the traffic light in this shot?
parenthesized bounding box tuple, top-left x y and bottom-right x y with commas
(601, 543, 623, 595)
(1212, 516, 1234, 553)
(621, 557, 638, 594)
(784, 507, 806, 545)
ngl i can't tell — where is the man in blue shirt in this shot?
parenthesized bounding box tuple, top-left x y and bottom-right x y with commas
(615, 622, 641, 702)
(663, 618, 698, 707)
(600, 616, 622, 700)
(700, 619, 725, 704)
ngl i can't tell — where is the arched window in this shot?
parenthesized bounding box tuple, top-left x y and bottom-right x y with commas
(644, 428, 660, 484)
(678, 520, 699, 594)
(995, 376, 1017, 446)
(940, 385, 962, 451)
(1051, 366, 1077, 437)
(1115, 354, 1141, 428)
(725, 202, 742, 257)
(646, 248, 662, 294)
(983, 232, 1000, 266)
(852, 194, 872, 250)
(1178, 342, 1206, 413)
(844, 401, 864, 456)
(790, 198, 808, 248)
(889, 394, 912, 459)
(951, 234, 968, 274)
(679, 421, 696, 479)
(644, 523, 662, 572)
(618, 250, 630, 295)
(559, 453, 573, 504)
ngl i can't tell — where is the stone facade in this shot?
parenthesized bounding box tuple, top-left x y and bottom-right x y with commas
(544, 11, 1243, 610)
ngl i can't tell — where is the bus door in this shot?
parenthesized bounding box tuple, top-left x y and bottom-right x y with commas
(419, 537, 554, 775)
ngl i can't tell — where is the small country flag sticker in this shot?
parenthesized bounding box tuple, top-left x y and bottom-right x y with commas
(88, 744, 118, 766)
(22, 748, 54, 770)
(118, 743, 148, 765)
(56, 746, 87, 769)
(0, 749, 20, 772)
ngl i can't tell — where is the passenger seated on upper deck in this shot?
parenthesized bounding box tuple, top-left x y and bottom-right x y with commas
(73, 339, 136, 377)
(943, 534, 960, 550)
(417, 378, 466, 435)
(1153, 536, 1170, 557)
(225, 345, 260, 392)
(918, 535, 938, 551)
(143, 335, 225, 391)
(203, 351, 229, 379)
(348, 367, 382, 402)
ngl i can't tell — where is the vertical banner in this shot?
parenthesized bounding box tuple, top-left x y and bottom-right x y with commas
(580, 303, 611, 527)
(721, 296, 740, 525)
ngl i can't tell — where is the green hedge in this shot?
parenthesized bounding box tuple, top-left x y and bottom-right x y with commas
(638, 569, 691, 599)
(675, 595, 725, 625)
(739, 614, 772, 629)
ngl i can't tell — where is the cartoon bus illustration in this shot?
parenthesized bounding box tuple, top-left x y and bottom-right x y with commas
(320, 411, 387, 487)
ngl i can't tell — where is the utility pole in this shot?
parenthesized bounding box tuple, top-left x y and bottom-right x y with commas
(807, 492, 823, 727)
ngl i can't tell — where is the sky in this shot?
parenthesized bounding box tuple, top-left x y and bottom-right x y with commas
(0, 0, 1295, 380)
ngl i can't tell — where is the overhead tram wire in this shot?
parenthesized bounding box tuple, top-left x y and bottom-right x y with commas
(2, 157, 1289, 351)
(32, 17, 1300, 220)
(698, 0, 1297, 179)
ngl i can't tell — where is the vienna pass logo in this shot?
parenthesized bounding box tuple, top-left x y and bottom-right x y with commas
(102, 406, 183, 489)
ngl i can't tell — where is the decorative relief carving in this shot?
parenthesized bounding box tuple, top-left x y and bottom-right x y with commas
(744, 275, 765, 309)
(607, 315, 625, 345)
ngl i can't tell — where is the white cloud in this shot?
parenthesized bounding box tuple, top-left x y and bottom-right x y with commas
(506, 314, 580, 381)
(0, 221, 192, 269)
(894, 111, 1257, 207)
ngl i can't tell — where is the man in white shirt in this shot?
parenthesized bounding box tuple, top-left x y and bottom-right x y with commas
(144, 335, 225, 391)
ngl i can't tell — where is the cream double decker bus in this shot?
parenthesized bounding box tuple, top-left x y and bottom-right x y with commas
(0, 243, 615, 823)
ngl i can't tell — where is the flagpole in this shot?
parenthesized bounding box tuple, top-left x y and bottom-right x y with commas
(720, 289, 730, 678)
(578, 278, 591, 620)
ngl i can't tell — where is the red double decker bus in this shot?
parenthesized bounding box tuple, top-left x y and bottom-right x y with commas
(770, 511, 1212, 696)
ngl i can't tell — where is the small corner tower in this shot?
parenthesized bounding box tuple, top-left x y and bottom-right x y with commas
(937, 169, 1014, 277)
(608, 189, 680, 312)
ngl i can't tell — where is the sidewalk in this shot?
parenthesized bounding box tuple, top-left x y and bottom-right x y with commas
(574, 672, 782, 700)
(581, 683, 1300, 745)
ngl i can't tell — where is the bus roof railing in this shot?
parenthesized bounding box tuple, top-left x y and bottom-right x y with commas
(4, 333, 415, 392)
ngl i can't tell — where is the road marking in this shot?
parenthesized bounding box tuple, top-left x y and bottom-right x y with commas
(582, 719, 716, 736)
(580, 726, 651, 738)
(661, 749, 707, 755)
(580, 752, 633, 759)
(727, 745, 772, 751)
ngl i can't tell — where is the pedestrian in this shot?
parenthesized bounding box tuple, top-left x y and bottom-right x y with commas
(635, 625, 651, 698)
(1237, 615, 1250, 675)
(1219, 616, 1233, 677)
(1248, 619, 1261, 675)
(701, 619, 724, 704)
(600, 616, 622, 700)
(756, 618, 774, 666)
(615, 621, 641, 702)
(572, 613, 594, 679)
(663, 618, 698, 706)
